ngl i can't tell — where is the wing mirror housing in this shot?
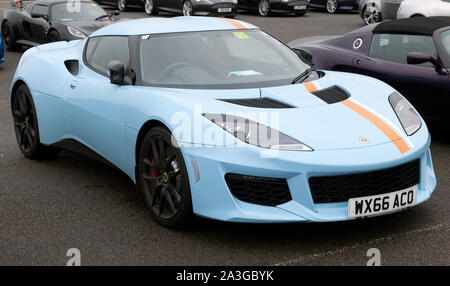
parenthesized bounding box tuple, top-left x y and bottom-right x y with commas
(407, 52, 448, 75)
(11, 0, 23, 8)
(293, 48, 314, 65)
(108, 60, 125, 85)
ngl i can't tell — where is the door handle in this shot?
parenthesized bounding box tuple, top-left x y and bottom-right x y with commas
(70, 80, 78, 89)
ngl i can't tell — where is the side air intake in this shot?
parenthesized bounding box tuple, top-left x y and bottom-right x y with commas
(311, 86, 350, 104)
(220, 98, 295, 108)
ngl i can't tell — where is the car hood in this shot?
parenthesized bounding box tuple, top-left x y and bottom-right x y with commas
(164, 71, 416, 152)
(67, 20, 112, 36)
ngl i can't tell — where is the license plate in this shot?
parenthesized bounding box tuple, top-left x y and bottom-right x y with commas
(348, 185, 418, 218)
(218, 8, 232, 13)
(294, 5, 307, 10)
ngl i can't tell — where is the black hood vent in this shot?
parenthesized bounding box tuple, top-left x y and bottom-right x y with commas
(311, 86, 350, 104)
(220, 98, 295, 108)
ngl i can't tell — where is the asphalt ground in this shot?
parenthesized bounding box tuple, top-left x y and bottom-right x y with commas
(0, 1, 449, 266)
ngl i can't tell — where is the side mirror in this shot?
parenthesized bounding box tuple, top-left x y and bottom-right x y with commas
(11, 0, 22, 8)
(293, 48, 313, 65)
(407, 52, 448, 75)
(108, 60, 125, 85)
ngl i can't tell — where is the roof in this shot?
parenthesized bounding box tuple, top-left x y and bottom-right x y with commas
(373, 17, 450, 36)
(90, 17, 257, 37)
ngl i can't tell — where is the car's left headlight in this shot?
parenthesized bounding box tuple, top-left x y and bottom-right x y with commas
(389, 92, 422, 136)
(67, 26, 86, 39)
(203, 113, 313, 151)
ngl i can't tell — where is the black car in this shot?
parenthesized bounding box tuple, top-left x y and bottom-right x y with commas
(309, 0, 360, 14)
(138, 0, 238, 17)
(1, 0, 119, 50)
(238, 0, 310, 17)
(95, 0, 146, 13)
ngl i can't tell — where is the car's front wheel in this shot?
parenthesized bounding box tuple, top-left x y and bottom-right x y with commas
(363, 4, 381, 25)
(2, 21, 18, 51)
(47, 30, 61, 42)
(326, 0, 338, 14)
(182, 0, 194, 16)
(145, 0, 158, 15)
(12, 84, 60, 159)
(117, 0, 127, 12)
(137, 126, 193, 228)
(257, 0, 271, 16)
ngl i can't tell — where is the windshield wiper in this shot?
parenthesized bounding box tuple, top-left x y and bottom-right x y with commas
(94, 14, 109, 21)
(291, 67, 316, 85)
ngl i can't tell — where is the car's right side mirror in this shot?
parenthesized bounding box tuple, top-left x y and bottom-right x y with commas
(108, 60, 125, 85)
(407, 52, 449, 75)
(293, 48, 314, 65)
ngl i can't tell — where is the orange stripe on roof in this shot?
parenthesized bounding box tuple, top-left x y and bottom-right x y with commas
(340, 99, 410, 154)
(302, 82, 317, 92)
(218, 18, 247, 29)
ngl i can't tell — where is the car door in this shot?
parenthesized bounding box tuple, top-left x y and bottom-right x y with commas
(25, 4, 50, 43)
(352, 33, 449, 120)
(61, 36, 131, 167)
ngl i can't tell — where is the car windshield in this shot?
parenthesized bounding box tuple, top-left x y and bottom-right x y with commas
(51, 2, 107, 21)
(139, 29, 312, 89)
(441, 30, 450, 57)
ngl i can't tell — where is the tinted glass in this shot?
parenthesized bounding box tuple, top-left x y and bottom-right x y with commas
(441, 30, 450, 57)
(31, 5, 48, 16)
(51, 2, 107, 21)
(139, 29, 312, 89)
(370, 34, 436, 66)
(85, 36, 130, 75)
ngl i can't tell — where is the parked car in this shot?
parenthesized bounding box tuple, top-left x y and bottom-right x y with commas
(95, 0, 145, 12)
(238, 0, 310, 17)
(310, 0, 360, 14)
(359, 0, 404, 25)
(10, 17, 435, 228)
(289, 16, 450, 125)
(1, 0, 120, 50)
(142, 0, 238, 17)
(0, 34, 4, 63)
(397, 0, 450, 19)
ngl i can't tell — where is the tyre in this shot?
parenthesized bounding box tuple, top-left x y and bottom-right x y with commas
(144, 0, 158, 15)
(47, 30, 61, 42)
(117, 0, 127, 12)
(12, 84, 60, 159)
(2, 21, 18, 51)
(326, 0, 338, 14)
(258, 0, 271, 16)
(136, 126, 193, 228)
(362, 4, 381, 25)
(182, 1, 193, 16)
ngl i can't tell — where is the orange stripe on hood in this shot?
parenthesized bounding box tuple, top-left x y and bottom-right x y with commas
(340, 99, 410, 154)
(218, 18, 247, 30)
(302, 82, 317, 92)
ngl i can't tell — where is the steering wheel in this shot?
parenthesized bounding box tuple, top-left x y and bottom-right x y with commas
(158, 62, 195, 82)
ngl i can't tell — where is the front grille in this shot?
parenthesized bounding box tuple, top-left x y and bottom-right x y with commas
(221, 98, 295, 108)
(225, 174, 292, 206)
(309, 160, 420, 204)
(288, 1, 309, 6)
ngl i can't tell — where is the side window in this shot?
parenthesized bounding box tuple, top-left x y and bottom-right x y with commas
(85, 36, 130, 76)
(30, 5, 48, 16)
(369, 34, 436, 66)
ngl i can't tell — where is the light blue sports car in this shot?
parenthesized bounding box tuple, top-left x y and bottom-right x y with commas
(10, 17, 436, 228)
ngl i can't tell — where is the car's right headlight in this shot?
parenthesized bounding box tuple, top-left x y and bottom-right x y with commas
(203, 113, 313, 151)
(67, 26, 86, 39)
(389, 92, 422, 136)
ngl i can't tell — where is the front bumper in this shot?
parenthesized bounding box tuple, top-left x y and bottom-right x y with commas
(270, 0, 310, 14)
(180, 126, 435, 223)
(193, 3, 238, 17)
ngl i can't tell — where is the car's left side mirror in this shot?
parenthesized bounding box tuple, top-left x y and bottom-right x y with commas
(407, 52, 449, 75)
(293, 48, 313, 65)
(11, 0, 23, 8)
(108, 60, 125, 85)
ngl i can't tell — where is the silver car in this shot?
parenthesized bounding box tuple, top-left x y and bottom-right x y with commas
(359, 0, 404, 25)
(397, 0, 450, 19)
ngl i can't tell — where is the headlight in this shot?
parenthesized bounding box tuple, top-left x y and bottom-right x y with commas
(203, 114, 313, 151)
(389, 92, 421, 136)
(67, 26, 86, 39)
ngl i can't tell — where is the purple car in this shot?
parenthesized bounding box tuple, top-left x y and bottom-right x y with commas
(289, 17, 450, 126)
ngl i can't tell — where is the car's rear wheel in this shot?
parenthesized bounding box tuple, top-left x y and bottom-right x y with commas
(12, 84, 60, 159)
(145, 0, 158, 15)
(182, 1, 193, 16)
(363, 4, 381, 25)
(137, 127, 193, 228)
(326, 0, 338, 14)
(2, 21, 18, 51)
(48, 30, 61, 42)
(257, 0, 271, 16)
(117, 0, 127, 12)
